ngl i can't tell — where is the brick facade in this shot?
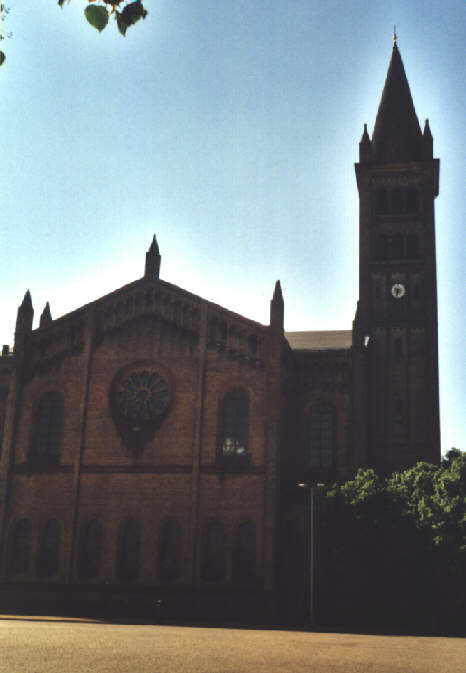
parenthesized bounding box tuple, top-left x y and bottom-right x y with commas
(0, 44, 440, 620)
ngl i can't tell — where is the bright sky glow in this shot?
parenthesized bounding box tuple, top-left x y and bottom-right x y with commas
(1, 1, 464, 455)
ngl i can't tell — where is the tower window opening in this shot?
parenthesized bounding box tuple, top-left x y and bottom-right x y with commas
(390, 189, 404, 214)
(375, 189, 389, 214)
(391, 234, 404, 259)
(406, 234, 419, 258)
(376, 235, 389, 261)
(406, 188, 419, 213)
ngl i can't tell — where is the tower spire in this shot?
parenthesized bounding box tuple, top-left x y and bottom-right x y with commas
(371, 42, 423, 162)
(145, 234, 161, 279)
(270, 280, 284, 331)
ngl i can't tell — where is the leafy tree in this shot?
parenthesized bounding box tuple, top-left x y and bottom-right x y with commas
(59, 0, 148, 36)
(317, 450, 465, 633)
(0, 4, 12, 66)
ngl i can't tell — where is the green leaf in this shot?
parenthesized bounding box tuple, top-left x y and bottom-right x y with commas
(84, 5, 109, 32)
(0, 51, 5, 67)
(116, 1, 147, 36)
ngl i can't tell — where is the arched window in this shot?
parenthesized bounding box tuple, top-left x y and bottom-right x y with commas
(375, 188, 389, 214)
(308, 404, 335, 469)
(406, 234, 419, 259)
(406, 188, 419, 213)
(78, 519, 102, 579)
(232, 521, 256, 584)
(200, 520, 225, 582)
(116, 518, 140, 581)
(391, 234, 404, 259)
(375, 235, 388, 261)
(36, 519, 60, 578)
(32, 391, 64, 463)
(220, 388, 249, 456)
(156, 519, 182, 581)
(394, 338, 403, 358)
(7, 518, 32, 574)
(390, 188, 404, 214)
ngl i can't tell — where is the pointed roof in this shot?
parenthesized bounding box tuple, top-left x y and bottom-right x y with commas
(148, 234, 160, 256)
(372, 44, 423, 162)
(20, 290, 33, 312)
(39, 301, 52, 328)
(272, 280, 283, 303)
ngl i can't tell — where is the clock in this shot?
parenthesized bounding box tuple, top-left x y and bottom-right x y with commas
(391, 283, 406, 299)
(114, 367, 171, 424)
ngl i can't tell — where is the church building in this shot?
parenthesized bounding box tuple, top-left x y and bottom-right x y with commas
(0, 41, 440, 619)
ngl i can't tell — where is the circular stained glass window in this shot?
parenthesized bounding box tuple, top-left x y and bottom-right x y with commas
(115, 370, 170, 422)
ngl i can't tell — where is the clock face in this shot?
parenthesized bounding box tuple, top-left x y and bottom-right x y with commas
(391, 283, 406, 299)
(115, 369, 170, 423)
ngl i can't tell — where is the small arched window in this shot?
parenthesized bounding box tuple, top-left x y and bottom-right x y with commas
(308, 404, 335, 469)
(200, 520, 225, 582)
(116, 518, 140, 581)
(36, 519, 60, 578)
(32, 391, 64, 463)
(156, 519, 182, 581)
(375, 189, 389, 214)
(7, 518, 32, 574)
(220, 388, 249, 456)
(232, 521, 256, 584)
(78, 519, 102, 579)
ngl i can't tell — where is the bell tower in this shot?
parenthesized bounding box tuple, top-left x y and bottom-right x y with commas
(353, 39, 440, 472)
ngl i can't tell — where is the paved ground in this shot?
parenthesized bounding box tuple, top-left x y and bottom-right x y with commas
(0, 616, 465, 673)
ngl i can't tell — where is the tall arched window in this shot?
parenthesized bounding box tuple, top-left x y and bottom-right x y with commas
(220, 388, 249, 456)
(156, 519, 182, 581)
(78, 519, 102, 580)
(36, 519, 60, 578)
(32, 391, 64, 463)
(232, 521, 256, 584)
(200, 520, 225, 582)
(391, 234, 404, 259)
(406, 188, 419, 213)
(375, 235, 388, 261)
(390, 188, 404, 214)
(7, 518, 32, 574)
(308, 404, 335, 468)
(375, 188, 389, 214)
(116, 518, 140, 581)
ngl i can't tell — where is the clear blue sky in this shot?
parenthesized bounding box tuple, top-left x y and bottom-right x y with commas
(1, 1, 464, 454)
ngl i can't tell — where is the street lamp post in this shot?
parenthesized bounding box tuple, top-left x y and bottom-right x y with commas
(298, 481, 323, 629)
